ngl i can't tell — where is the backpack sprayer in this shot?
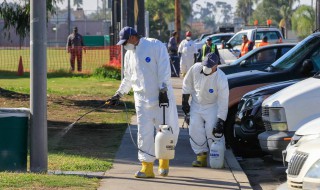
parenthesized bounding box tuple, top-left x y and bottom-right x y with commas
(65, 98, 175, 159)
(182, 113, 225, 169)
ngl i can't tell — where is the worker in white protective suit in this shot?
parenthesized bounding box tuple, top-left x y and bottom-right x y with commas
(181, 52, 229, 167)
(107, 26, 180, 178)
(178, 31, 198, 77)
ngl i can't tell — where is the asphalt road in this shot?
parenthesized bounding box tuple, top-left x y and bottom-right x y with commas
(237, 153, 287, 190)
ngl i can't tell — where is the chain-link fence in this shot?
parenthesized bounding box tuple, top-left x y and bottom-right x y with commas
(0, 45, 121, 73)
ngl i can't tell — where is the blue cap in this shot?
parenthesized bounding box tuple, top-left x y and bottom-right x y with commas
(202, 53, 219, 68)
(117, 26, 138, 45)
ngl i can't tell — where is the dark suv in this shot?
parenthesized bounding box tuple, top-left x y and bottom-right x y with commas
(225, 32, 320, 147)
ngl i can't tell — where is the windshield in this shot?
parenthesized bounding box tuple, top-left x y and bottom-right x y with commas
(270, 35, 320, 71)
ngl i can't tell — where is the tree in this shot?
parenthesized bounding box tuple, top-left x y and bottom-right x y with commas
(73, 0, 83, 9)
(251, 0, 283, 26)
(193, 1, 217, 31)
(0, 0, 61, 46)
(216, 1, 232, 24)
(291, 5, 315, 39)
(235, 0, 258, 25)
(145, 0, 191, 42)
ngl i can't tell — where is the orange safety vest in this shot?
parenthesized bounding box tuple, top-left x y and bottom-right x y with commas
(240, 41, 251, 57)
(257, 41, 269, 47)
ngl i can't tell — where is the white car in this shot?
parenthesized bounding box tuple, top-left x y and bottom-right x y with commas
(277, 138, 320, 190)
(283, 118, 320, 164)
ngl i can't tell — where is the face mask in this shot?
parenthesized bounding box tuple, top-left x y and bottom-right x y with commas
(202, 66, 212, 75)
(186, 37, 191, 40)
(124, 43, 135, 51)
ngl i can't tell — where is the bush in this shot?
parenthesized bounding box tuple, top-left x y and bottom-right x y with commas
(93, 65, 121, 80)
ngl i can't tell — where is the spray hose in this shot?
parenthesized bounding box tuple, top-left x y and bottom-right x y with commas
(182, 114, 222, 147)
(67, 98, 156, 158)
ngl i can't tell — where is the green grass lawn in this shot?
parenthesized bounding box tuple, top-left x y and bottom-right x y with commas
(0, 47, 111, 73)
(0, 71, 135, 189)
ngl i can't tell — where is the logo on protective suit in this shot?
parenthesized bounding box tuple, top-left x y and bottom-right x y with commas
(209, 89, 214, 93)
(145, 57, 151, 63)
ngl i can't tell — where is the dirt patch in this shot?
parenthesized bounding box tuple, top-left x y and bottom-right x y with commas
(0, 89, 129, 160)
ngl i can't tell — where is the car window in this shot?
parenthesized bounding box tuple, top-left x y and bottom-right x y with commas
(229, 32, 247, 47)
(256, 31, 281, 41)
(272, 36, 320, 71)
(256, 48, 277, 63)
(246, 48, 277, 65)
(310, 48, 320, 71)
(280, 47, 292, 56)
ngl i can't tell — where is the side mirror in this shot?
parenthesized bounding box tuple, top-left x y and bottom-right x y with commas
(301, 59, 314, 75)
(225, 42, 232, 49)
(240, 60, 249, 67)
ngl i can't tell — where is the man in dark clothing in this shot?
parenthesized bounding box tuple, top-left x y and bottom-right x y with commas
(198, 38, 220, 64)
(66, 27, 85, 72)
(168, 31, 178, 56)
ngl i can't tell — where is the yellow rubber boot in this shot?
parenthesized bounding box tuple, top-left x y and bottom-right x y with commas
(134, 162, 155, 178)
(192, 153, 207, 167)
(158, 159, 169, 177)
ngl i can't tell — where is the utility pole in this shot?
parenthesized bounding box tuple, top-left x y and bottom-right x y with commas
(316, 0, 320, 30)
(175, 0, 181, 43)
(68, 0, 71, 34)
(30, 0, 48, 173)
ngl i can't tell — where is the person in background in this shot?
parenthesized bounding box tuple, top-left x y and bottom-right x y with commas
(257, 36, 269, 47)
(178, 31, 198, 77)
(239, 34, 253, 58)
(199, 37, 220, 63)
(181, 53, 229, 167)
(168, 31, 178, 56)
(66, 26, 85, 72)
(107, 26, 180, 178)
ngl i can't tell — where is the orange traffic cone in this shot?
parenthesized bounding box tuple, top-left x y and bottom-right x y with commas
(17, 56, 24, 76)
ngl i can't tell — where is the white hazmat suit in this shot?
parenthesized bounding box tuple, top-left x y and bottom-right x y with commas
(115, 37, 180, 162)
(178, 38, 197, 75)
(182, 63, 229, 154)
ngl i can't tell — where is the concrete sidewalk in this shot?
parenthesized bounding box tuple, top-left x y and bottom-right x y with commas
(98, 77, 252, 190)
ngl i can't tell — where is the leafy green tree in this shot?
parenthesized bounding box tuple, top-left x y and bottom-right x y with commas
(0, 0, 61, 45)
(145, 0, 191, 42)
(235, 0, 258, 25)
(278, 0, 299, 30)
(216, 1, 232, 24)
(251, 0, 283, 26)
(73, 0, 83, 9)
(291, 5, 315, 39)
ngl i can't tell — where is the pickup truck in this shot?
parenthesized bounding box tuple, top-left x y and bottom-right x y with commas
(219, 27, 284, 64)
(258, 74, 320, 161)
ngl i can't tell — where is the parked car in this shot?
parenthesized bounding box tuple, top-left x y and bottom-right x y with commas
(224, 32, 320, 148)
(219, 26, 284, 64)
(195, 33, 234, 51)
(234, 80, 299, 143)
(258, 74, 320, 161)
(219, 43, 295, 74)
(277, 138, 320, 190)
(282, 117, 320, 165)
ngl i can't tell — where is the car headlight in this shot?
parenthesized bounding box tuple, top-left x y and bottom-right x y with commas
(290, 135, 302, 145)
(305, 159, 320, 178)
(295, 134, 320, 146)
(269, 107, 288, 131)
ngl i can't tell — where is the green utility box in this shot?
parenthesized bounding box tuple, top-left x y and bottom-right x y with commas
(0, 108, 29, 172)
